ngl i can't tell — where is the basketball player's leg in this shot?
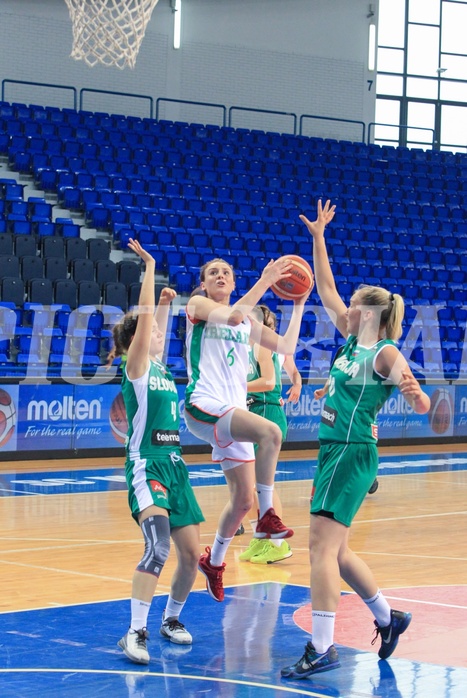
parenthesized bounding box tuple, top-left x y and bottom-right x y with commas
(158, 523, 201, 645)
(169, 524, 201, 599)
(337, 525, 411, 658)
(337, 526, 379, 599)
(132, 505, 171, 602)
(227, 408, 292, 538)
(118, 504, 170, 664)
(220, 461, 256, 537)
(229, 407, 282, 486)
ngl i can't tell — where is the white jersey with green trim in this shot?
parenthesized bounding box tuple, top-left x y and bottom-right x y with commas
(185, 315, 252, 411)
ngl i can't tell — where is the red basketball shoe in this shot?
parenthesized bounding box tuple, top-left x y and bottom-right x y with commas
(198, 546, 226, 602)
(254, 508, 294, 539)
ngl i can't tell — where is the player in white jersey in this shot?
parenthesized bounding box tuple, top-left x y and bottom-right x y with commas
(185, 257, 310, 602)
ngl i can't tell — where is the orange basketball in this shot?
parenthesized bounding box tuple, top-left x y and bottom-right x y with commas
(109, 392, 128, 444)
(271, 255, 314, 300)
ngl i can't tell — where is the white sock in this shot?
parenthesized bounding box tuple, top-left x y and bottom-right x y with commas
(256, 483, 274, 518)
(271, 539, 283, 548)
(164, 596, 185, 621)
(210, 532, 233, 566)
(312, 610, 335, 654)
(130, 598, 151, 631)
(363, 589, 391, 627)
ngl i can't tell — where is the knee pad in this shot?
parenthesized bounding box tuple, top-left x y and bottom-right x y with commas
(136, 515, 171, 577)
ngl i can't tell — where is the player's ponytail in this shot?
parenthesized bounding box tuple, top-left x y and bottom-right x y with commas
(111, 313, 138, 356)
(357, 285, 404, 341)
(384, 293, 404, 341)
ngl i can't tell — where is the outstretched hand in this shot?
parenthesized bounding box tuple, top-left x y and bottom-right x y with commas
(261, 257, 292, 286)
(159, 287, 177, 305)
(299, 199, 336, 239)
(127, 238, 155, 265)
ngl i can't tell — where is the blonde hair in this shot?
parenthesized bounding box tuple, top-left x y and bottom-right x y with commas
(354, 285, 404, 341)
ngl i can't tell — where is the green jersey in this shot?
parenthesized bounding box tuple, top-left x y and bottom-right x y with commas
(247, 348, 283, 407)
(121, 357, 181, 459)
(319, 335, 396, 444)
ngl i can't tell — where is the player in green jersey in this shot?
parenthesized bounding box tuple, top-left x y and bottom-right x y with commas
(240, 304, 302, 564)
(114, 239, 204, 666)
(315, 352, 379, 496)
(282, 200, 430, 680)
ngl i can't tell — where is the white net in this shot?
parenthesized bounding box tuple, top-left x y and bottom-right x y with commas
(64, 0, 160, 70)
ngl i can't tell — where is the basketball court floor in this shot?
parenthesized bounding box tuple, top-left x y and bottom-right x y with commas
(0, 447, 466, 697)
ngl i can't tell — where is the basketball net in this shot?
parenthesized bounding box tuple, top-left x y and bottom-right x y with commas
(64, 0, 160, 70)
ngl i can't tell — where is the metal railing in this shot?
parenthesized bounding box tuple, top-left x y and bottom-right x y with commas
(79, 88, 154, 118)
(0, 78, 443, 150)
(156, 97, 227, 126)
(1, 79, 77, 110)
(229, 106, 297, 134)
(368, 122, 435, 147)
(300, 114, 365, 142)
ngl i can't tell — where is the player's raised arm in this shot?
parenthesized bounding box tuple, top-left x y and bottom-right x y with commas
(300, 199, 348, 337)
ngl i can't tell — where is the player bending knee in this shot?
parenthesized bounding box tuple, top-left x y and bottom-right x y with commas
(136, 515, 171, 577)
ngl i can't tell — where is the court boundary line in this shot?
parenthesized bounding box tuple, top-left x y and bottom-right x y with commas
(0, 668, 332, 697)
(0, 581, 294, 616)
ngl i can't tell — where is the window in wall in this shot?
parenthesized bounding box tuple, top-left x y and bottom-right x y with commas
(378, 0, 406, 47)
(406, 77, 438, 99)
(440, 104, 467, 152)
(376, 0, 467, 150)
(374, 98, 401, 145)
(408, 0, 440, 24)
(407, 101, 436, 146)
(441, 80, 467, 102)
(376, 74, 404, 96)
(377, 47, 405, 73)
(441, 2, 467, 54)
(407, 24, 440, 76)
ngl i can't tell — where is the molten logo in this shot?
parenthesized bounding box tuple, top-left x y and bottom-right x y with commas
(27, 396, 101, 421)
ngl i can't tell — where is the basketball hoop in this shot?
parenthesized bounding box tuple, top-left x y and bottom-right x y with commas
(64, 0, 160, 70)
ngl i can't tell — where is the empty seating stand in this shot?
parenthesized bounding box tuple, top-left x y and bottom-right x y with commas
(2, 101, 467, 378)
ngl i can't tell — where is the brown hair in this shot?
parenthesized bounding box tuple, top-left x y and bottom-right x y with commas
(256, 304, 277, 331)
(189, 286, 207, 299)
(355, 285, 404, 340)
(111, 312, 138, 357)
(199, 258, 236, 283)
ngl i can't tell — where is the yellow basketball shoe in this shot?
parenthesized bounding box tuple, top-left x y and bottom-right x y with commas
(238, 538, 267, 561)
(250, 540, 292, 564)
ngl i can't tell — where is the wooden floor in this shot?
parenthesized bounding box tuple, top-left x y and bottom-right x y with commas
(1, 444, 466, 614)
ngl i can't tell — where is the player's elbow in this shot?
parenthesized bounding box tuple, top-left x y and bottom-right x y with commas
(226, 311, 244, 326)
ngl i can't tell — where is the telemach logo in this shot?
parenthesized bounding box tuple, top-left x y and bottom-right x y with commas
(27, 396, 102, 421)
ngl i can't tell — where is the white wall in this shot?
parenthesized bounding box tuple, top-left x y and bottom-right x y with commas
(0, 0, 377, 140)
